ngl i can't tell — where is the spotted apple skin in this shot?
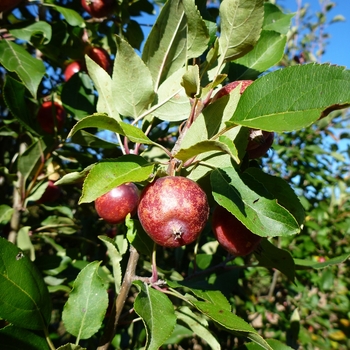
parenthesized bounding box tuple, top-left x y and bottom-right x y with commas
(138, 176, 210, 248)
(212, 206, 262, 256)
(95, 183, 140, 224)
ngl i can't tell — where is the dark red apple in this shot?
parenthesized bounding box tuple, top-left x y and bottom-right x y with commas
(212, 205, 262, 256)
(246, 129, 274, 159)
(137, 176, 210, 248)
(0, 0, 23, 13)
(64, 61, 85, 81)
(37, 101, 66, 134)
(81, 0, 114, 18)
(87, 46, 112, 74)
(95, 183, 140, 224)
(37, 180, 61, 204)
(212, 80, 254, 102)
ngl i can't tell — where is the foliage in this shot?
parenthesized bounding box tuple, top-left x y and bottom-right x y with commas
(0, 0, 349, 349)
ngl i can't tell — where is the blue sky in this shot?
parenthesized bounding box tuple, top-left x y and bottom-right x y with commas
(281, 0, 350, 68)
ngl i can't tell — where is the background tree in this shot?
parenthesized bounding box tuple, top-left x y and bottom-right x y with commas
(0, 0, 349, 349)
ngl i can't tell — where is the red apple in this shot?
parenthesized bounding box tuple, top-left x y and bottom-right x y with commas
(95, 183, 140, 224)
(37, 180, 61, 204)
(0, 0, 23, 13)
(212, 80, 254, 102)
(64, 61, 85, 81)
(212, 205, 262, 256)
(246, 129, 275, 159)
(37, 101, 66, 134)
(137, 176, 210, 248)
(81, 0, 114, 18)
(87, 46, 112, 74)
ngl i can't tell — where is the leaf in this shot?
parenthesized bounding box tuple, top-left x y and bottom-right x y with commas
(17, 226, 35, 262)
(10, 21, 52, 45)
(294, 253, 350, 270)
(70, 130, 118, 149)
(134, 281, 177, 350)
(62, 261, 108, 340)
(112, 36, 155, 118)
(85, 56, 120, 120)
(229, 30, 287, 81)
(126, 217, 154, 256)
(80, 155, 154, 203)
(192, 301, 272, 350)
(0, 204, 14, 226)
(181, 65, 200, 97)
(210, 167, 300, 237)
(176, 306, 220, 350)
(50, 5, 85, 27)
(189, 289, 231, 310)
(57, 344, 86, 350)
(40, 216, 77, 235)
(254, 239, 295, 281)
(0, 325, 50, 350)
(0, 40, 45, 98)
(55, 164, 94, 186)
(263, 3, 294, 34)
(0, 237, 51, 330)
(218, 0, 264, 61)
(241, 339, 294, 349)
(228, 64, 350, 132)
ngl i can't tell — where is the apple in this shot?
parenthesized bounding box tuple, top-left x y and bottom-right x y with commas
(37, 101, 66, 134)
(37, 180, 61, 204)
(87, 46, 112, 74)
(95, 183, 140, 224)
(212, 80, 254, 102)
(0, 0, 23, 13)
(64, 61, 85, 81)
(212, 205, 262, 256)
(246, 129, 275, 159)
(81, 0, 114, 18)
(137, 176, 209, 248)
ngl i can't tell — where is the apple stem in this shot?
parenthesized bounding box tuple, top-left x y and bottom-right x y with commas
(150, 242, 159, 283)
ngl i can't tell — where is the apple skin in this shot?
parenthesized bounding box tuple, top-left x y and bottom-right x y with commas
(37, 101, 66, 134)
(212, 80, 254, 102)
(95, 183, 140, 224)
(137, 176, 210, 248)
(81, 0, 114, 18)
(64, 61, 85, 81)
(212, 205, 262, 257)
(246, 129, 275, 159)
(87, 46, 112, 74)
(0, 0, 22, 13)
(37, 180, 61, 204)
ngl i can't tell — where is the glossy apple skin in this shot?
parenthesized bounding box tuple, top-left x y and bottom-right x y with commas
(212, 80, 254, 102)
(87, 46, 112, 74)
(138, 176, 210, 248)
(37, 101, 66, 134)
(95, 183, 140, 224)
(246, 129, 275, 159)
(37, 181, 61, 204)
(212, 206, 262, 256)
(64, 61, 84, 81)
(81, 0, 114, 18)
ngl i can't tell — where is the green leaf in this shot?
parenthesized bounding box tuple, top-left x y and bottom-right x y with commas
(55, 164, 94, 186)
(17, 226, 35, 262)
(85, 56, 120, 120)
(126, 217, 154, 256)
(80, 155, 154, 203)
(10, 21, 52, 45)
(254, 239, 295, 281)
(0, 40, 45, 98)
(189, 289, 231, 310)
(56, 344, 86, 350)
(70, 130, 118, 149)
(112, 36, 155, 118)
(240, 339, 294, 349)
(50, 5, 85, 27)
(263, 3, 294, 34)
(210, 167, 300, 237)
(40, 216, 77, 235)
(294, 253, 350, 270)
(229, 30, 287, 81)
(0, 204, 14, 226)
(218, 0, 264, 62)
(192, 301, 272, 349)
(181, 65, 200, 97)
(134, 282, 177, 350)
(0, 325, 50, 350)
(0, 237, 51, 330)
(62, 261, 108, 340)
(228, 64, 350, 132)
(176, 306, 220, 350)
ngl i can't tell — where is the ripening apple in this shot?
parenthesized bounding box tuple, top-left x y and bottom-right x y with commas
(137, 176, 210, 248)
(64, 61, 85, 81)
(246, 129, 275, 159)
(37, 101, 66, 134)
(212, 205, 262, 256)
(37, 180, 61, 204)
(81, 0, 114, 18)
(95, 183, 140, 224)
(87, 46, 112, 74)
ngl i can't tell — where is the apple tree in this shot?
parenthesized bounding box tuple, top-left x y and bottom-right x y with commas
(0, 0, 349, 349)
